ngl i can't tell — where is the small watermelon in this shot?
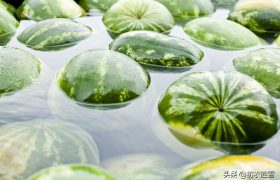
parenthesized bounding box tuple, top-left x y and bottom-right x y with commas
(229, 0, 280, 34)
(28, 165, 114, 180)
(0, 120, 100, 179)
(57, 50, 150, 108)
(158, 71, 279, 154)
(176, 155, 280, 179)
(17, 18, 92, 51)
(211, 0, 238, 8)
(80, 0, 118, 12)
(156, 0, 215, 23)
(110, 31, 204, 72)
(17, 0, 85, 21)
(0, 46, 41, 96)
(103, 154, 172, 180)
(102, 0, 175, 37)
(184, 17, 262, 50)
(0, 3, 19, 45)
(233, 48, 280, 98)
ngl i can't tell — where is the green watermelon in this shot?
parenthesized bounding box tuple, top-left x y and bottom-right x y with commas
(156, 0, 215, 23)
(57, 50, 150, 108)
(110, 31, 204, 72)
(233, 48, 280, 99)
(28, 165, 114, 180)
(176, 155, 280, 179)
(80, 0, 118, 12)
(0, 47, 41, 96)
(103, 154, 171, 180)
(17, 0, 85, 21)
(17, 18, 92, 51)
(158, 71, 279, 154)
(184, 17, 262, 50)
(229, 0, 280, 34)
(211, 0, 238, 8)
(102, 0, 175, 37)
(0, 120, 100, 179)
(0, 2, 19, 45)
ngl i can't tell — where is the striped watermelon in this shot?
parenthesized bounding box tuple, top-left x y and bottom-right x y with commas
(229, 0, 280, 34)
(233, 48, 280, 98)
(0, 47, 41, 96)
(102, 0, 175, 37)
(211, 0, 238, 8)
(28, 165, 114, 180)
(156, 0, 215, 23)
(109, 31, 204, 72)
(158, 71, 279, 154)
(184, 17, 262, 50)
(80, 0, 118, 12)
(0, 2, 19, 45)
(17, 18, 92, 51)
(17, 0, 85, 21)
(176, 155, 280, 179)
(0, 120, 100, 179)
(57, 50, 150, 107)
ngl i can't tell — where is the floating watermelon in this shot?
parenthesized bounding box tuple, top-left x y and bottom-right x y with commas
(80, 0, 118, 12)
(110, 31, 204, 72)
(229, 0, 280, 34)
(158, 71, 279, 154)
(17, 0, 85, 21)
(103, 154, 172, 180)
(233, 48, 280, 99)
(211, 0, 238, 8)
(0, 47, 41, 97)
(184, 17, 262, 50)
(57, 50, 150, 108)
(0, 2, 18, 45)
(17, 18, 92, 51)
(0, 120, 100, 179)
(102, 0, 175, 37)
(176, 155, 280, 179)
(28, 165, 114, 180)
(156, 0, 215, 23)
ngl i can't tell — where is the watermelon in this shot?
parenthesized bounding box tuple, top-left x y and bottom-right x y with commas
(156, 0, 215, 23)
(158, 71, 279, 154)
(0, 120, 100, 179)
(17, 18, 92, 51)
(80, 0, 118, 12)
(17, 0, 85, 21)
(57, 50, 150, 108)
(0, 2, 19, 45)
(211, 0, 238, 8)
(28, 165, 114, 180)
(0, 47, 41, 96)
(233, 48, 280, 99)
(102, 0, 175, 37)
(103, 154, 171, 180)
(176, 155, 280, 179)
(229, 0, 280, 34)
(109, 31, 204, 72)
(184, 17, 262, 50)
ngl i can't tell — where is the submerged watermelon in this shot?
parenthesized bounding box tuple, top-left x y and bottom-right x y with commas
(158, 71, 278, 154)
(233, 48, 280, 99)
(0, 2, 19, 45)
(80, 0, 118, 12)
(211, 0, 238, 8)
(57, 50, 150, 107)
(28, 165, 114, 180)
(156, 0, 215, 23)
(0, 120, 100, 179)
(176, 155, 280, 179)
(17, 0, 85, 21)
(184, 17, 262, 50)
(229, 0, 280, 34)
(102, 0, 175, 37)
(0, 47, 41, 96)
(17, 18, 92, 51)
(110, 31, 204, 72)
